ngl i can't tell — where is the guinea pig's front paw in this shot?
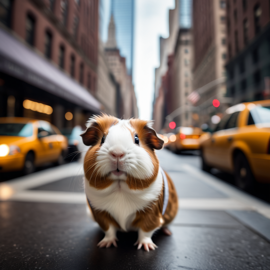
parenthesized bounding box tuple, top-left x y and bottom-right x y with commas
(134, 237, 158, 252)
(97, 236, 118, 248)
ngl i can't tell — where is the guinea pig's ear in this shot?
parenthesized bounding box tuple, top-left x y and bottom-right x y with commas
(80, 119, 102, 146)
(144, 122, 164, 150)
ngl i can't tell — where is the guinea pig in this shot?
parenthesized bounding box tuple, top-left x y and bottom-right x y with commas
(81, 114, 178, 251)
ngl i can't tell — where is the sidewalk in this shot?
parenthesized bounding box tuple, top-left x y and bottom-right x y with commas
(1, 149, 270, 270)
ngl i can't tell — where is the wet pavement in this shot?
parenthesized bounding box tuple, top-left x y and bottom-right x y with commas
(1, 149, 270, 270)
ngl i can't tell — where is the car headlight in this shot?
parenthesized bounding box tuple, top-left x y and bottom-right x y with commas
(0, 144, 9, 157)
(0, 144, 21, 157)
(9, 145, 21, 155)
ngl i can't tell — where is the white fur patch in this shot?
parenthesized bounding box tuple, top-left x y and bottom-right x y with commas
(84, 169, 163, 231)
(94, 120, 154, 180)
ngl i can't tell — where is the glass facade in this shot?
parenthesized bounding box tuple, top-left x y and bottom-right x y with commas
(179, 0, 192, 28)
(111, 0, 135, 76)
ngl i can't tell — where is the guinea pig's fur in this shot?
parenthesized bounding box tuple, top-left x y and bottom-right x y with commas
(81, 114, 178, 251)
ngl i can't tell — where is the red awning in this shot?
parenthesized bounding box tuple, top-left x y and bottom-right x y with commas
(0, 29, 100, 112)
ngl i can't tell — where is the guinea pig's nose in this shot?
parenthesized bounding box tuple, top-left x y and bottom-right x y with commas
(110, 150, 125, 159)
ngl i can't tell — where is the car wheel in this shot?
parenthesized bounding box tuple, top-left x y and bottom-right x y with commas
(23, 152, 35, 175)
(234, 152, 255, 191)
(200, 149, 211, 173)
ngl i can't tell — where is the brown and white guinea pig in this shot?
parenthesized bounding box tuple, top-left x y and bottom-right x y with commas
(81, 114, 178, 252)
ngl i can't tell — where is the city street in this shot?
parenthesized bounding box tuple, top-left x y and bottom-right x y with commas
(1, 149, 270, 270)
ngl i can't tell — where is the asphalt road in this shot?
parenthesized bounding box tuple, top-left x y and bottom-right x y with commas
(1, 149, 270, 270)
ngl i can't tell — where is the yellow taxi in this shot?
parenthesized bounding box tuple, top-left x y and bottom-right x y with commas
(169, 127, 203, 153)
(200, 100, 270, 191)
(0, 118, 68, 174)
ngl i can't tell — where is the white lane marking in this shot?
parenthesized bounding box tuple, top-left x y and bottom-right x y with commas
(179, 198, 250, 210)
(181, 164, 270, 218)
(9, 191, 86, 204)
(4, 162, 83, 190)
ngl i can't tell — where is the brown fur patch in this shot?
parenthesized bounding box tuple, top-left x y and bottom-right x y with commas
(83, 115, 118, 189)
(81, 114, 118, 146)
(132, 170, 178, 232)
(124, 119, 161, 190)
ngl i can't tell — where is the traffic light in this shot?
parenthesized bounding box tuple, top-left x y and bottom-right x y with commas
(212, 99, 220, 108)
(169, 121, 176, 129)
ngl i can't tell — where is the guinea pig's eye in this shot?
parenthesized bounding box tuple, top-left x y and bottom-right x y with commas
(134, 134, 139, 145)
(101, 135, 105, 144)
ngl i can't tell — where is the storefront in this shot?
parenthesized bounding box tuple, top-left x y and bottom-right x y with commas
(0, 29, 100, 129)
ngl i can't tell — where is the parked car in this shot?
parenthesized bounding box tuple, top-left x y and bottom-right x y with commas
(0, 117, 67, 174)
(200, 100, 270, 191)
(61, 126, 84, 162)
(169, 127, 203, 153)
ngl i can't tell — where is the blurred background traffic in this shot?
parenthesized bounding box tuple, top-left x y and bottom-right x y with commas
(0, 0, 270, 199)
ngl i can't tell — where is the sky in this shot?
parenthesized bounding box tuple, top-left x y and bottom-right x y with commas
(134, 0, 175, 120)
(100, 0, 175, 120)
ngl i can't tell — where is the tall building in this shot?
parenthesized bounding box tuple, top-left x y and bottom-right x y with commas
(0, 0, 100, 129)
(152, 0, 192, 131)
(226, 0, 270, 103)
(104, 10, 138, 118)
(179, 0, 192, 27)
(192, 0, 228, 126)
(111, 0, 135, 77)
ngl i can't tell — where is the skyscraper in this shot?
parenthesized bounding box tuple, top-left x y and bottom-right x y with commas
(179, 0, 192, 28)
(110, 0, 135, 77)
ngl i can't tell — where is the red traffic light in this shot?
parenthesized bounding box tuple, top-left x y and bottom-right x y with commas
(212, 99, 220, 108)
(169, 121, 176, 129)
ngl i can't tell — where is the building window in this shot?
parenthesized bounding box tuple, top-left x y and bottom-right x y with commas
(185, 82, 189, 87)
(26, 14, 35, 46)
(242, 0, 247, 11)
(75, 0, 80, 6)
(220, 0, 226, 9)
(239, 61, 245, 74)
(235, 31, 239, 53)
(60, 0, 68, 26)
(59, 45, 65, 69)
(70, 55, 75, 77)
(230, 86, 235, 97)
(49, 0, 55, 11)
(227, 19, 231, 34)
(254, 4, 261, 35)
(234, 10, 237, 22)
(220, 16, 226, 24)
(222, 53, 226, 60)
(185, 49, 188, 54)
(252, 48, 259, 64)
(80, 63, 84, 84)
(230, 69, 234, 80)
(222, 38, 226, 45)
(241, 80, 247, 92)
(88, 73, 91, 90)
(0, 0, 13, 28)
(73, 16, 79, 38)
(44, 30, 52, 59)
(243, 19, 249, 45)
(228, 44, 232, 59)
(253, 70, 261, 86)
(184, 59, 188, 66)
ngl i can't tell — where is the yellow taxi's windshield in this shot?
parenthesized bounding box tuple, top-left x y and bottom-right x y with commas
(0, 123, 33, 137)
(250, 106, 270, 124)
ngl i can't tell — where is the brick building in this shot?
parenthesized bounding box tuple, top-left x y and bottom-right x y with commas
(0, 0, 100, 129)
(192, 0, 228, 126)
(226, 0, 270, 103)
